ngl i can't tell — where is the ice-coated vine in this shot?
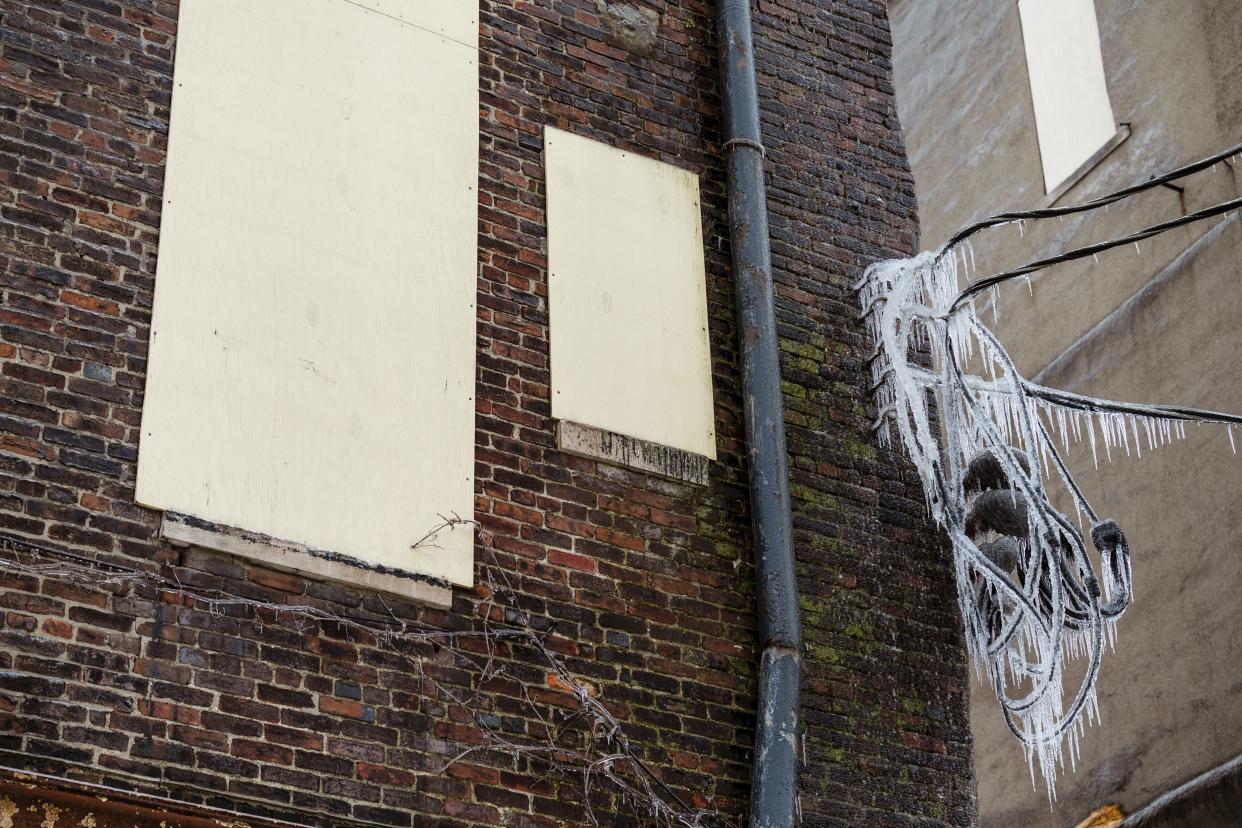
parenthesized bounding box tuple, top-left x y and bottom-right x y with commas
(0, 523, 724, 827)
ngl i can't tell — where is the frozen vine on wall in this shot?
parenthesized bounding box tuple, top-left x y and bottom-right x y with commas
(858, 142, 1242, 796)
(0, 522, 722, 828)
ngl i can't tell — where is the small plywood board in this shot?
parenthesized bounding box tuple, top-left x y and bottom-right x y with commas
(545, 127, 716, 459)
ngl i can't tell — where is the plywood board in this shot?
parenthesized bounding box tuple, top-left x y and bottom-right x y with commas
(545, 127, 716, 460)
(345, 0, 478, 47)
(1019, 0, 1117, 192)
(137, 0, 478, 586)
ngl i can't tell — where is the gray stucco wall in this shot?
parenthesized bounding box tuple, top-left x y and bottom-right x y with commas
(888, 1, 1242, 825)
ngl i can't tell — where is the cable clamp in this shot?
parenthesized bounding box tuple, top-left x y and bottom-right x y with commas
(723, 137, 766, 157)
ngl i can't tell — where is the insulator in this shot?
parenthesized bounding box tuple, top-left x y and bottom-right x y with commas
(978, 536, 1021, 571)
(963, 448, 1032, 495)
(1091, 519, 1126, 554)
(965, 489, 1029, 538)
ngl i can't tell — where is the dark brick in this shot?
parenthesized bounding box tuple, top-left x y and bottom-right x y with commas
(256, 683, 313, 709)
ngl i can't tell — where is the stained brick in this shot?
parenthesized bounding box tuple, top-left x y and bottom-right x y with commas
(319, 696, 375, 723)
(264, 724, 324, 751)
(257, 685, 312, 710)
(170, 724, 228, 751)
(356, 762, 416, 787)
(232, 739, 293, 766)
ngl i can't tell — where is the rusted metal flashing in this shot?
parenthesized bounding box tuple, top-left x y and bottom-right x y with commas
(160, 512, 453, 608)
(0, 768, 305, 827)
(555, 420, 711, 485)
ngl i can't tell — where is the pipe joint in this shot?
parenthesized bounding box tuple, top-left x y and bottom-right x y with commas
(724, 137, 767, 157)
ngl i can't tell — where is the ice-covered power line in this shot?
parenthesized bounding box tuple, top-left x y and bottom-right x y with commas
(950, 194, 1242, 314)
(936, 139, 1242, 255)
(857, 142, 1242, 796)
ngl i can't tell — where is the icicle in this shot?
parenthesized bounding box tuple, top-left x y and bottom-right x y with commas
(852, 244, 1229, 799)
(1086, 415, 1099, 468)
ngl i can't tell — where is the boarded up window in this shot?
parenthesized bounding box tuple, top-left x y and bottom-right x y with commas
(137, 0, 478, 586)
(1018, 0, 1117, 192)
(544, 128, 716, 460)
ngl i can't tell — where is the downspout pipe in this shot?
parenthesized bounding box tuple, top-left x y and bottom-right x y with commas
(714, 2, 803, 826)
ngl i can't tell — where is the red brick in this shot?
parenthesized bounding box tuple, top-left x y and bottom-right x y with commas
(546, 548, 596, 573)
(40, 618, 73, 639)
(447, 763, 500, 785)
(318, 696, 372, 722)
(60, 291, 119, 315)
(356, 763, 416, 787)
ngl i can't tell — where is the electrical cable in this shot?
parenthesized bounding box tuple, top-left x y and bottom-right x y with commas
(950, 195, 1242, 313)
(939, 140, 1242, 255)
(856, 138, 1242, 795)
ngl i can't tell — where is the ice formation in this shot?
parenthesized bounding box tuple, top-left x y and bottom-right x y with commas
(855, 243, 1229, 796)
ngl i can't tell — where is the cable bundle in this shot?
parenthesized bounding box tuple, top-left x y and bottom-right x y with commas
(857, 141, 1242, 795)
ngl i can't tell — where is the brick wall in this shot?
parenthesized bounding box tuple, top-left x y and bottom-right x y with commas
(0, 1, 974, 826)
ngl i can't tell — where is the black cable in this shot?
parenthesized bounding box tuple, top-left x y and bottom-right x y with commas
(1024, 383, 1242, 427)
(939, 140, 1242, 255)
(949, 194, 1242, 313)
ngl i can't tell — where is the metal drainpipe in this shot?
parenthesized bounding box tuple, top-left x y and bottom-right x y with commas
(715, 2, 802, 826)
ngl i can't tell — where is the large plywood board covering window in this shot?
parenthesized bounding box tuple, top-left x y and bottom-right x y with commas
(545, 128, 716, 459)
(137, 0, 478, 587)
(1018, 0, 1117, 193)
